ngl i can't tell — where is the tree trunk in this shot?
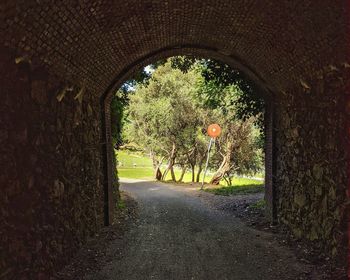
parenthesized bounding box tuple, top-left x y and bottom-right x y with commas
(155, 167, 162, 181)
(190, 163, 195, 182)
(185, 148, 196, 183)
(150, 150, 163, 181)
(178, 165, 187, 182)
(162, 165, 170, 180)
(223, 175, 231, 186)
(150, 150, 158, 170)
(210, 160, 230, 185)
(170, 166, 176, 181)
(161, 142, 177, 181)
(196, 166, 202, 183)
(210, 141, 233, 185)
(223, 176, 229, 186)
(195, 150, 207, 182)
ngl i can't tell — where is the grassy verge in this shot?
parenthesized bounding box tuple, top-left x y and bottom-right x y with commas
(249, 199, 266, 209)
(117, 167, 263, 186)
(117, 167, 154, 179)
(117, 198, 126, 209)
(204, 183, 264, 196)
(116, 149, 264, 195)
(117, 150, 153, 168)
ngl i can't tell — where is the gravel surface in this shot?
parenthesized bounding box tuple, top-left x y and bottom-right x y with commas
(84, 180, 313, 280)
(53, 192, 138, 280)
(55, 179, 346, 280)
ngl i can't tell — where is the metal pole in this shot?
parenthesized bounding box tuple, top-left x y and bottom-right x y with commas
(201, 137, 213, 189)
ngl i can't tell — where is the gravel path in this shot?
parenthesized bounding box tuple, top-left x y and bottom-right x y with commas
(85, 180, 312, 280)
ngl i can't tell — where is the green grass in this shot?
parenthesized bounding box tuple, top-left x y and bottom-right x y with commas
(117, 167, 154, 179)
(211, 177, 264, 187)
(116, 150, 154, 179)
(253, 172, 264, 179)
(117, 150, 153, 168)
(116, 149, 264, 195)
(205, 184, 264, 196)
(117, 165, 224, 183)
(249, 199, 266, 209)
(163, 169, 211, 183)
(117, 199, 126, 210)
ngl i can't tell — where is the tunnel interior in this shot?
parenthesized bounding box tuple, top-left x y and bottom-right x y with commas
(0, 1, 349, 278)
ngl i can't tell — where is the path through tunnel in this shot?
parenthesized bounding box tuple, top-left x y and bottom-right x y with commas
(0, 1, 349, 279)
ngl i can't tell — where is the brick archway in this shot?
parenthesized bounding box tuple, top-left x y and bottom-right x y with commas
(0, 1, 348, 278)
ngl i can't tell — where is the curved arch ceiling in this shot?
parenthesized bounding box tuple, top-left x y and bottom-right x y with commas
(2, 1, 346, 97)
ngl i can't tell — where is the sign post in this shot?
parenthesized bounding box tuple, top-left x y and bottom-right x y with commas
(201, 124, 221, 189)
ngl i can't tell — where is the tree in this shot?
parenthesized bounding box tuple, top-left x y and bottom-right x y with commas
(209, 117, 261, 184)
(124, 61, 203, 180)
(110, 90, 129, 149)
(195, 85, 262, 185)
(171, 56, 265, 135)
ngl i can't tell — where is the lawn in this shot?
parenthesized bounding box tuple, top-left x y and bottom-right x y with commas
(117, 167, 154, 179)
(116, 150, 264, 194)
(117, 150, 153, 168)
(204, 184, 264, 196)
(116, 150, 154, 179)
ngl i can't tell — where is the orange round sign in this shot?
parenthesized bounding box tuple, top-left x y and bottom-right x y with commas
(207, 124, 221, 138)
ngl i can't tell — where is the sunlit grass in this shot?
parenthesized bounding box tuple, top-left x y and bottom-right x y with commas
(204, 184, 264, 196)
(116, 150, 264, 195)
(117, 167, 154, 179)
(249, 199, 266, 209)
(117, 150, 152, 168)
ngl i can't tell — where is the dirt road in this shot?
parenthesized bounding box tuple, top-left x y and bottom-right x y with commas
(84, 179, 311, 280)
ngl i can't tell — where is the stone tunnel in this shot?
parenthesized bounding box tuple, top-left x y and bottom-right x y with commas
(0, 1, 349, 278)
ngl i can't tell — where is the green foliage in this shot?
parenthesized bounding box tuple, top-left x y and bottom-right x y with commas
(117, 150, 153, 168)
(171, 56, 265, 133)
(119, 67, 153, 93)
(117, 199, 126, 210)
(110, 56, 265, 149)
(111, 64, 155, 148)
(111, 92, 127, 148)
(249, 199, 266, 209)
(170, 56, 197, 73)
(205, 184, 264, 196)
(124, 61, 203, 159)
(118, 168, 154, 180)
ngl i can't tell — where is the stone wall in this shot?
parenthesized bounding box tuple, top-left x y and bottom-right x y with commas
(275, 64, 349, 261)
(264, 99, 276, 221)
(0, 47, 107, 279)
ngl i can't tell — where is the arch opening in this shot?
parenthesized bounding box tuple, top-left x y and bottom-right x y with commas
(101, 49, 276, 226)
